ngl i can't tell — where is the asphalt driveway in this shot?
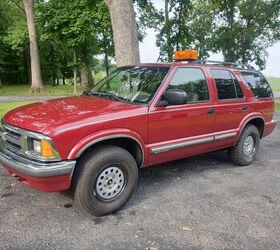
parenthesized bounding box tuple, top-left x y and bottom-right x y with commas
(0, 112, 279, 249)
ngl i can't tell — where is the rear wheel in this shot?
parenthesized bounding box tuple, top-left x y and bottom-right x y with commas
(74, 145, 138, 216)
(228, 125, 260, 166)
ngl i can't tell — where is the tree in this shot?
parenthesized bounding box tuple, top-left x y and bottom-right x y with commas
(155, 0, 280, 69)
(155, 0, 193, 62)
(105, 0, 140, 67)
(40, 0, 113, 92)
(211, 0, 280, 68)
(23, 0, 43, 92)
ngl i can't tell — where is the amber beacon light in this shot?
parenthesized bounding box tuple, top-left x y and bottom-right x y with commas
(174, 50, 199, 61)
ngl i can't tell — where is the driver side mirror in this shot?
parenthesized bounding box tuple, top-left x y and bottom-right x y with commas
(158, 89, 188, 106)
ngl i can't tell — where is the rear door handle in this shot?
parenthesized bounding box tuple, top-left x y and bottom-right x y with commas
(207, 109, 215, 115)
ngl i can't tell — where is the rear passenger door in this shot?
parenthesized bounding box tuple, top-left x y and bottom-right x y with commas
(210, 69, 248, 141)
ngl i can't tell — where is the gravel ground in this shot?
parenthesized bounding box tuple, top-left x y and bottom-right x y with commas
(0, 113, 279, 250)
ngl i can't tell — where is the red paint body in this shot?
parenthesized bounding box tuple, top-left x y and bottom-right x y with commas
(2, 63, 277, 192)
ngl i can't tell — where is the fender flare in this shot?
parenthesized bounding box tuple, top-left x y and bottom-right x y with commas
(67, 129, 146, 165)
(237, 113, 265, 140)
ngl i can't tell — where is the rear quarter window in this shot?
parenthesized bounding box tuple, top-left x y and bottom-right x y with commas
(241, 72, 273, 98)
(211, 69, 244, 100)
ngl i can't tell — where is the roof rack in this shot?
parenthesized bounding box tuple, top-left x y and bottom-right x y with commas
(179, 59, 256, 70)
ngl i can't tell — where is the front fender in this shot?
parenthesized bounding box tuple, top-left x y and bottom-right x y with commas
(67, 128, 146, 162)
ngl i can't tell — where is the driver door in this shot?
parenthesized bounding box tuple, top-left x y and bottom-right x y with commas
(147, 67, 215, 165)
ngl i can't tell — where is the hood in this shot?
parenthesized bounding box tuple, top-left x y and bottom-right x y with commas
(3, 96, 146, 133)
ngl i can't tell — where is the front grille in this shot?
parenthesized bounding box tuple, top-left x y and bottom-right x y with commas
(0, 122, 61, 162)
(0, 124, 23, 156)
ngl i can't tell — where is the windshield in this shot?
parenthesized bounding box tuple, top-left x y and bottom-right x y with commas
(89, 66, 170, 104)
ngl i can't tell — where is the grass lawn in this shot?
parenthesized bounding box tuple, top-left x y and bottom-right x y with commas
(0, 85, 81, 96)
(267, 77, 280, 92)
(0, 101, 34, 118)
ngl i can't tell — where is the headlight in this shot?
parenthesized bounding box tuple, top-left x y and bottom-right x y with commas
(30, 138, 59, 160)
(33, 139, 41, 154)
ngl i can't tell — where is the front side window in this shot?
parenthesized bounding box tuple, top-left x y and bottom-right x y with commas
(167, 68, 210, 104)
(211, 69, 244, 100)
(241, 71, 273, 98)
(89, 66, 170, 104)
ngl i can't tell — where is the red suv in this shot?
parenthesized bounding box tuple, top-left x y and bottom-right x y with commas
(0, 53, 276, 216)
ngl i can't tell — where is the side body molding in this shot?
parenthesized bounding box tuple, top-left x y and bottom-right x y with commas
(67, 129, 146, 165)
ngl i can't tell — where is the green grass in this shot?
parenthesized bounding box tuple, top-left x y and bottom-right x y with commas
(0, 101, 34, 118)
(267, 77, 280, 92)
(0, 85, 81, 96)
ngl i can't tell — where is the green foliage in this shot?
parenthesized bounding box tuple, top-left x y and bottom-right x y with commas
(1, 0, 279, 87)
(155, 0, 280, 68)
(0, 1, 29, 83)
(211, 0, 280, 69)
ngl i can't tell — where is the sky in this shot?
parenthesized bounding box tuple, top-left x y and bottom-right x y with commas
(139, 1, 280, 77)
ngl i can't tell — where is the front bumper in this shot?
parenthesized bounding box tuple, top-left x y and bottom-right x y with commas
(0, 150, 76, 192)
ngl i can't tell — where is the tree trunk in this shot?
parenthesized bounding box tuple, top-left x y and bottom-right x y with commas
(165, 0, 173, 61)
(23, 0, 44, 93)
(104, 51, 109, 76)
(24, 45, 31, 85)
(62, 75, 65, 85)
(105, 0, 140, 67)
(80, 67, 90, 91)
(73, 49, 78, 95)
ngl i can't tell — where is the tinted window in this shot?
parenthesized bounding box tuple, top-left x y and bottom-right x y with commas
(167, 68, 209, 103)
(241, 72, 273, 98)
(211, 70, 244, 100)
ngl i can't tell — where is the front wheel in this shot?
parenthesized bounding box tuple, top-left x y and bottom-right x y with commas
(73, 145, 138, 216)
(228, 125, 260, 166)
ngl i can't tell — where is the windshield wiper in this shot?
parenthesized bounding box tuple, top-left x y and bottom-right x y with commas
(83, 91, 129, 103)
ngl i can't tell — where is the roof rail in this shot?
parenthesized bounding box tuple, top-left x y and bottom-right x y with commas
(181, 59, 256, 70)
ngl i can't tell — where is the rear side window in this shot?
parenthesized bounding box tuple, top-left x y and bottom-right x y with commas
(241, 72, 273, 98)
(168, 68, 210, 103)
(211, 70, 244, 100)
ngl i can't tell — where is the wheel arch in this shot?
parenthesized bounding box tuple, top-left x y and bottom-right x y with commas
(69, 134, 145, 168)
(238, 114, 265, 139)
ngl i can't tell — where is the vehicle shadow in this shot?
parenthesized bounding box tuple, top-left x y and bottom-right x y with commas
(126, 150, 238, 208)
(58, 150, 238, 213)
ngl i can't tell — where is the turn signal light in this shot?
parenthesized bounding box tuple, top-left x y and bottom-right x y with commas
(41, 140, 55, 158)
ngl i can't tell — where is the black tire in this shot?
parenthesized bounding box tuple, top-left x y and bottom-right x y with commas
(228, 124, 260, 166)
(73, 145, 138, 216)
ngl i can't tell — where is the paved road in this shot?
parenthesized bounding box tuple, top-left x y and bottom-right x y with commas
(0, 113, 279, 249)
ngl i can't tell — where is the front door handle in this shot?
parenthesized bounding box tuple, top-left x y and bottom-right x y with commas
(207, 109, 215, 115)
(241, 106, 248, 112)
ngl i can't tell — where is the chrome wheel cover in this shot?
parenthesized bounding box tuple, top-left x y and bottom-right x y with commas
(243, 136, 255, 156)
(95, 165, 125, 200)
